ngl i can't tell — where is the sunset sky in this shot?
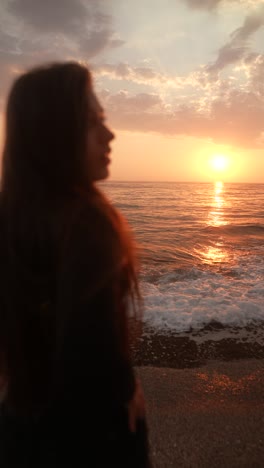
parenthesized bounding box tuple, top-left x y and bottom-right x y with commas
(0, 0, 263, 182)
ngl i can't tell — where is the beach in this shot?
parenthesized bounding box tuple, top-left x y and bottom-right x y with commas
(132, 324, 264, 467)
(1, 327, 263, 467)
(137, 359, 264, 468)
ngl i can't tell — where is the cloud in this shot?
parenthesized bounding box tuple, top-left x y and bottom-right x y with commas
(100, 56, 264, 149)
(94, 16, 264, 149)
(0, 0, 125, 105)
(0, 0, 263, 151)
(80, 33, 124, 59)
(182, 0, 261, 10)
(183, 0, 223, 9)
(238, 53, 264, 102)
(94, 62, 165, 85)
(4, 0, 124, 58)
(93, 62, 191, 89)
(206, 9, 264, 76)
(7, 0, 88, 35)
(105, 90, 164, 112)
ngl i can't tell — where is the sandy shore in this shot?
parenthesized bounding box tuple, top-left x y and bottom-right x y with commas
(136, 359, 264, 468)
(131, 323, 264, 467)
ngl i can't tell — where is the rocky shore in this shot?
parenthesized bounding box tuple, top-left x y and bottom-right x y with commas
(131, 320, 264, 368)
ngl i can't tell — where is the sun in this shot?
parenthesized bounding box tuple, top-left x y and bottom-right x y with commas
(210, 154, 229, 172)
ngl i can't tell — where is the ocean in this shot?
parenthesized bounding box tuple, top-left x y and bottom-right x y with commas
(101, 181, 264, 335)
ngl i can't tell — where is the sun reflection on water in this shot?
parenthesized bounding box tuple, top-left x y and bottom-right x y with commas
(198, 182, 230, 265)
(208, 181, 227, 228)
(202, 244, 228, 264)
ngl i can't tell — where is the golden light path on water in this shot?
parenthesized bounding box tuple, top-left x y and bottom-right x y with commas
(200, 181, 230, 265)
(208, 181, 227, 228)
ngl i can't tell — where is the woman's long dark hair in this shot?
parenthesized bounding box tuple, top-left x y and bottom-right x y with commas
(0, 62, 141, 417)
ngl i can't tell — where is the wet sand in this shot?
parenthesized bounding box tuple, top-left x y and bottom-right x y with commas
(137, 360, 264, 468)
(132, 323, 264, 467)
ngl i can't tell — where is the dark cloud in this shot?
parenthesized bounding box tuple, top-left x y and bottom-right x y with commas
(0, 0, 124, 105)
(206, 44, 247, 75)
(234, 12, 264, 41)
(6, 0, 123, 58)
(0, 30, 18, 54)
(206, 10, 264, 76)
(7, 0, 88, 35)
(0, 30, 47, 102)
(80, 32, 125, 58)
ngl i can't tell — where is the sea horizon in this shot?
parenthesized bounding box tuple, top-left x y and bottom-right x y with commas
(104, 180, 264, 185)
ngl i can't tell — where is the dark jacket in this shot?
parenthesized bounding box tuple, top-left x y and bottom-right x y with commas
(0, 195, 151, 467)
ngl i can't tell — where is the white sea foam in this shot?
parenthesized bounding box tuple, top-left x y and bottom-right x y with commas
(141, 257, 264, 333)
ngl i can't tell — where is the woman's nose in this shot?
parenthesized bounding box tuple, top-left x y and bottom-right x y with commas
(105, 126, 115, 142)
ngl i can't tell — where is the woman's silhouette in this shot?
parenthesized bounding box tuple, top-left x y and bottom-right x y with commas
(0, 62, 151, 467)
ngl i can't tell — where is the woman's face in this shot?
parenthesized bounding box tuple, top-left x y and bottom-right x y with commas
(85, 91, 115, 182)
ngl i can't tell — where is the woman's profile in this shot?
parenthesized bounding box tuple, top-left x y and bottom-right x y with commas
(0, 62, 152, 467)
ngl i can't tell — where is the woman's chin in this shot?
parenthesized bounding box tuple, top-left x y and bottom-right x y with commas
(93, 166, 110, 182)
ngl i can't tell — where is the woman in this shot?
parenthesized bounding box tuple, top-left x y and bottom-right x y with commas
(0, 62, 152, 467)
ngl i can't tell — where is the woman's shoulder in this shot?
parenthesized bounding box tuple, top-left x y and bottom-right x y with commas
(65, 188, 117, 234)
(60, 188, 122, 255)
(58, 188, 125, 281)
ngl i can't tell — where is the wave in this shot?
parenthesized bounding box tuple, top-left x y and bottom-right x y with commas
(141, 262, 264, 333)
(202, 223, 264, 237)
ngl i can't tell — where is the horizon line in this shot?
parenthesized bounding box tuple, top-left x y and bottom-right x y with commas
(102, 179, 264, 184)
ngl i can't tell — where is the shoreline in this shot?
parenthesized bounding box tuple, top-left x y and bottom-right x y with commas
(131, 321, 264, 368)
